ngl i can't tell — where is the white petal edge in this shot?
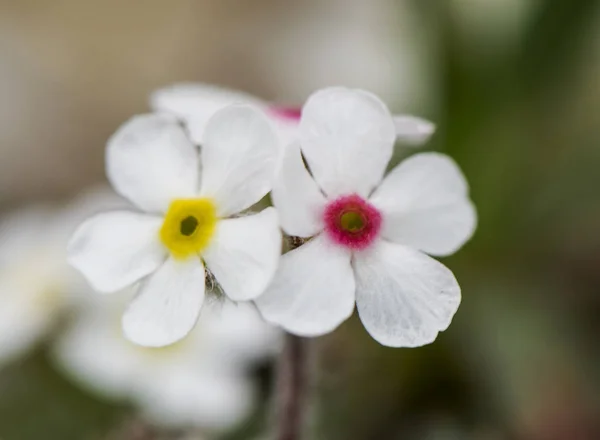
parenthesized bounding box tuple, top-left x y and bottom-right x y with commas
(199, 104, 280, 217)
(353, 240, 461, 348)
(370, 152, 477, 257)
(122, 257, 205, 347)
(299, 87, 396, 198)
(67, 211, 166, 293)
(271, 142, 326, 237)
(393, 115, 436, 146)
(106, 113, 199, 213)
(255, 234, 355, 337)
(150, 83, 266, 145)
(203, 208, 281, 301)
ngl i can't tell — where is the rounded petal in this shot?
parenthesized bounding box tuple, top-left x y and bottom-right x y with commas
(370, 152, 477, 257)
(106, 114, 200, 213)
(122, 257, 205, 347)
(67, 211, 166, 293)
(354, 240, 461, 348)
(299, 87, 396, 197)
(203, 208, 281, 301)
(199, 105, 280, 217)
(271, 143, 326, 237)
(150, 83, 265, 145)
(393, 115, 436, 146)
(138, 366, 254, 431)
(255, 234, 355, 337)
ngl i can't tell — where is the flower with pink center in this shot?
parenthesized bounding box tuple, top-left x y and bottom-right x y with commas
(323, 194, 382, 250)
(150, 83, 435, 149)
(255, 87, 477, 348)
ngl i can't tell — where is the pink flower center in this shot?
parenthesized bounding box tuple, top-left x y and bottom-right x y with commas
(323, 194, 382, 250)
(268, 105, 302, 123)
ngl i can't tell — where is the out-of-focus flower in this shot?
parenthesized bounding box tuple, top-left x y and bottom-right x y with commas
(0, 187, 124, 364)
(255, 87, 477, 348)
(53, 293, 281, 432)
(151, 83, 435, 148)
(151, 84, 300, 148)
(68, 107, 281, 347)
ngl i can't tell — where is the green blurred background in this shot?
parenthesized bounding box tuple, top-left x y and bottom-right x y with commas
(0, 0, 599, 439)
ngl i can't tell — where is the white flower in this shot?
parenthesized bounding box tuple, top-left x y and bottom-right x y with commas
(255, 87, 477, 348)
(53, 292, 281, 432)
(151, 83, 435, 148)
(0, 187, 124, 364)
(67, 105, 282, 347)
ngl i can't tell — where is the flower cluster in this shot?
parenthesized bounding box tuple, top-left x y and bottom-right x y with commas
(68, 84, 476, 349)
(0, 83, 476, 435)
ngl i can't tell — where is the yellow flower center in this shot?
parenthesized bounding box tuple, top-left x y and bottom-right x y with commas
(160, 198, 217, 260)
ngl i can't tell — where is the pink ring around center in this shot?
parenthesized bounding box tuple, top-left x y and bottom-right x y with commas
(323, 194, 382, 250)
(268, 105, 302, 123)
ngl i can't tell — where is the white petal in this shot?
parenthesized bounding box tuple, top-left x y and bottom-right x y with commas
(203, 208, 281, 301)
(138, 366, 254, 431)
(122, 257, 205, 347)
(150, 83, 265, 145)
(196, 300, 282, 366)
(271, 143, 326, 237)
(273, 119, 301, 150)
(200, 105, 280, 217)
(299, 87, 396, 197)
(255, 234, 355, 337)
(370, 152, 477, 257)
(106, 114, 199, 213)
(354, 240, 461, 348)
(393, 115, 436, 145)
(67, 211, 166, 293)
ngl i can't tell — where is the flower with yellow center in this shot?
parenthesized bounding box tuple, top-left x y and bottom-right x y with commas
(159, 199, 217, 260)
(68, 105, 282, 347)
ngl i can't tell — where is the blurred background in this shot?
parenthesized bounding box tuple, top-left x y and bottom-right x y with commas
(0, 0, 599, 439)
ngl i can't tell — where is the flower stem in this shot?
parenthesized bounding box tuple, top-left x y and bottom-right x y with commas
(276, 333, 310, 440)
